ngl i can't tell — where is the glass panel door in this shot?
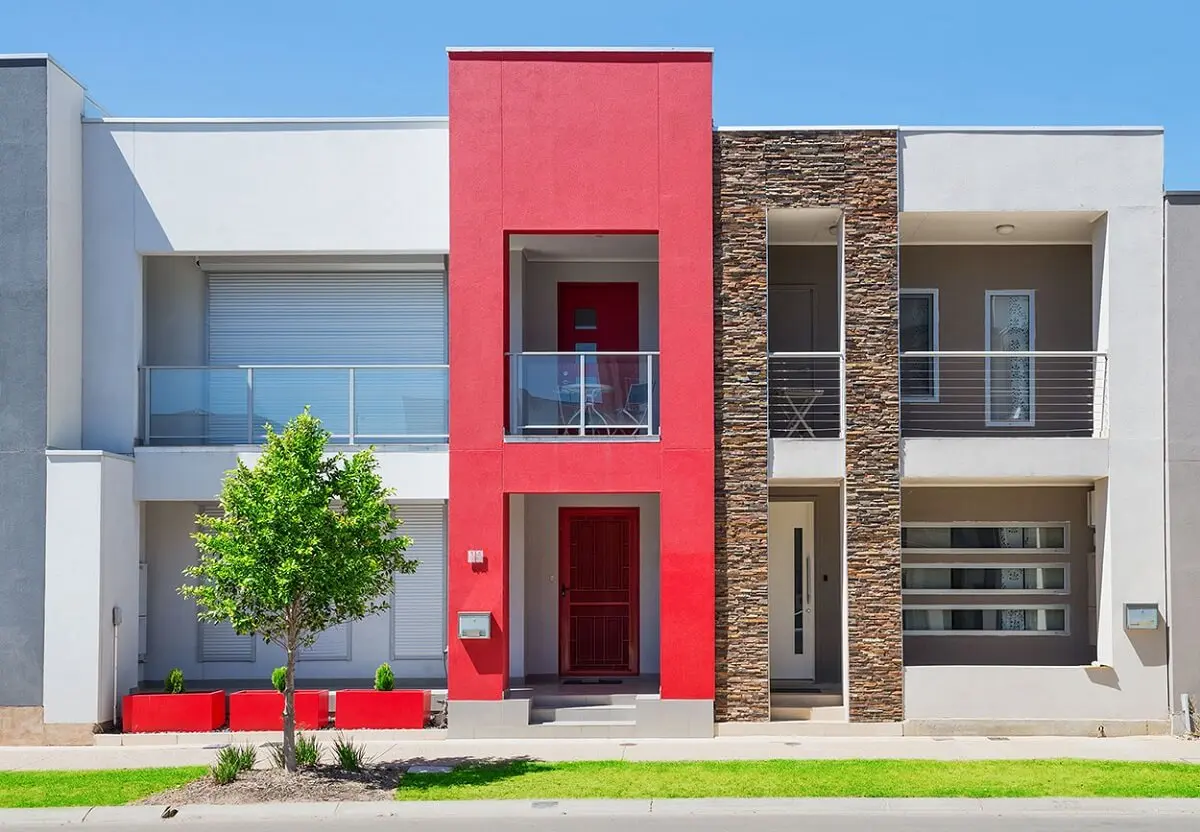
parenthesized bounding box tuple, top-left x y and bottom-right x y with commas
(987, 291, 1035, 425)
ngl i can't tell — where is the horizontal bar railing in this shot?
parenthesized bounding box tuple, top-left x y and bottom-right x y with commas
(508, 351, 660, 438)
(900, 351, 1107, 437)
(768, 352, 845, 439)
(140, 365, 449, 446)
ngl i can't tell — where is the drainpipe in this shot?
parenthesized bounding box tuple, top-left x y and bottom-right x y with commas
(112, 606, 122, 728)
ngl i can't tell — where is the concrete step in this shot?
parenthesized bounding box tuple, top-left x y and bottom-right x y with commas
(531, 704, 637, 724)
(517, 721, 639, 739)
(770, 704, 845, 722)
(528, 693, 640, 708)
(770, 691, 843, 709)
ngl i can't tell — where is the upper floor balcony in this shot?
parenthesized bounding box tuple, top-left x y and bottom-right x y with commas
(505, 233, 660, 441)
(140, 364, 449, 446)
(138, 254, 449, 448)
(766, 210, 1109, 446)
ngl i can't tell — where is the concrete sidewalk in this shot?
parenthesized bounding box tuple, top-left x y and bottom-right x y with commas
(0, 735, 1197, 770)
(4, 798, 1200, 826)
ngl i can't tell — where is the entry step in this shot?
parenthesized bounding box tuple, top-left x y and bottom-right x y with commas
(531, 703, 637, 724)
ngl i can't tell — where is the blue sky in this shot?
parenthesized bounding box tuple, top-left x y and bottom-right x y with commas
(3, 0, 1198, 186)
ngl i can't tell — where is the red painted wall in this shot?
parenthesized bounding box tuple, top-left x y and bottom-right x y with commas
(448, 50, 714, 702)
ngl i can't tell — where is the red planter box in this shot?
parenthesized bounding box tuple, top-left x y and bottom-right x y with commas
(335, 689, 430, 729)
(122, 691, 226, 733)
(228, 690, 329, 731)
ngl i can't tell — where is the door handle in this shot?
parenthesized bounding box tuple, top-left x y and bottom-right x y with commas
(805, 556, 812, 606)
(560, 584, 570, 599)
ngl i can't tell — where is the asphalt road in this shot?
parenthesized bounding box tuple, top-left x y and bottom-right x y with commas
(7, 809, 1200, 831)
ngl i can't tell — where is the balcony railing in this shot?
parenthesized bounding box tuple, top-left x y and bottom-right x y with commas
(508, 351, 660, 438)
(900, 351, 1107, 437)
(769, 352, 844, 438)
(140, 365, 449, 446)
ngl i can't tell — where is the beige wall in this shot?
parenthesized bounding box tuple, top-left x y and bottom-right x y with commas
(768, 486, 842, 684)
(900, 245, 1095, 437)
(902, 486, 1094, 666)
(767, 245, 839, 352)
(520, 494, 661, 678)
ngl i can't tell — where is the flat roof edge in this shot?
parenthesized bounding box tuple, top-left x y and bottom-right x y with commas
(718, 125, 1162, 134)
(0, 52, 86, 89)
(82, 116, 448, 125)
(447, 46, 713, 53)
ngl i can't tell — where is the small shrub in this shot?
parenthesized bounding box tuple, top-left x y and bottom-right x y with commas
(211, 757, 239, 785)
(295, 733, 321, 768)
(374, 663, 395, 692)
(268, 735, 320, 769)
(163, 668, 186, 694)
(216, 743, 257, 772)
(215, 744, 255, 773)
(332, 733, 366, 772)
(270, 666, 287, 694)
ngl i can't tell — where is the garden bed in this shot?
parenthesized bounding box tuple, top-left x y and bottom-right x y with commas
(136, 765, 403, 805)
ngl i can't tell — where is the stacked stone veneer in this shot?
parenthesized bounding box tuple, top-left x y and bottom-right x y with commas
(713, 130, 902, 722)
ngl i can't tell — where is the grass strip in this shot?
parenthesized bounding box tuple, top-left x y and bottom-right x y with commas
(396, 759, 1200, 801)
(0, 767, 208, 809)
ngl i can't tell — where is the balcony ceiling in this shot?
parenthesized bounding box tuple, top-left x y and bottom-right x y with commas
(900, 211, 1104, 245)
(767, 207, 843, 245)
(510, 233, 658, 262)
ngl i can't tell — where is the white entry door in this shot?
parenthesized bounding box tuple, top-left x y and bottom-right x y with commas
(768, 501, 816, 680)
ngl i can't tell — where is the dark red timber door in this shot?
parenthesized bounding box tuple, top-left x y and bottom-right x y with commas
(559, 507, 640, 676)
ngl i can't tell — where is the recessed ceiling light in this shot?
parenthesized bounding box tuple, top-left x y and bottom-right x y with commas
(995, 224, 1016, 236)
(828, 224, 840, 235)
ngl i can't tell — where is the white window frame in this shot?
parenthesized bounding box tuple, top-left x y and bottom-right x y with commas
(902, 604, 1070, 636)
(984, 289, 1037, 428)
(901, 521, 1070, 555)
(900, 288, 939, 403)
(901, 563, 1070, 596)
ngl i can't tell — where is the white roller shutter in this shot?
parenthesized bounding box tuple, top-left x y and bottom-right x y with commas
(299, 624, 350, 661)
(196, 504, 256, 663)
(392, 503, 447, 660)
(206, 272, 448, 443)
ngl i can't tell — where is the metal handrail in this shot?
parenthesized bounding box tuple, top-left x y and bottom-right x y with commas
(505, 351, 660, 357)
(140, 363, 449, 370)
(767, 351, 844, 358)
(900, 351, 1105, 359)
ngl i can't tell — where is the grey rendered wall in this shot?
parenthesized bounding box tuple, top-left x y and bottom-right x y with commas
(0, 59, 49, 708)
(902, 486, 1093, 666)
(143, 256, 206, 366)
(1166, 195, 1200, 713)
(899, 245, 1094, 436)
(768, 485, 843, 684)
(766, 246, 839, 352)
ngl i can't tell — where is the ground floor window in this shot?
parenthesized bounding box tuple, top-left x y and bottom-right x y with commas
(903, 606, 1068, 634)
(902, 565, 1068, 593)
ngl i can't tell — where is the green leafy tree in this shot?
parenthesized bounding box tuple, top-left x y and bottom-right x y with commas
(181, 409, 414, 772)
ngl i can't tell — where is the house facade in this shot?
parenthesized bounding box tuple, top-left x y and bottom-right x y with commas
(0, 49, 1188, 744)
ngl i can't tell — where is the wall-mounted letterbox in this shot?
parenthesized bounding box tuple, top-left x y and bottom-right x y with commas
(1124, 603, 1160, 631)
(458, 612, 492, 640)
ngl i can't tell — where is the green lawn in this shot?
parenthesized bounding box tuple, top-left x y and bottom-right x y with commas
(396, 759, 1200, 801)
(0, 767, 207, 809)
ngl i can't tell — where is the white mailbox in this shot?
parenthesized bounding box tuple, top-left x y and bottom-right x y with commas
(1124, 604, 1160, 631)
(458, 612, 492, 640)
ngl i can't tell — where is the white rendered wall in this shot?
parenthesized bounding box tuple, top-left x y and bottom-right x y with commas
(520, 494, 660, 678)
(43, 452, 137, 726)
(142, 500, 446, 683)
(81, 119, 449, 455)
(45, 63, 84, 450)
(134, 447, 448, 502)
(899, 129, 1168, 722)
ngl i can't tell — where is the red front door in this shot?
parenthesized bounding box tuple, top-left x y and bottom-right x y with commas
(559, 507, 640, 676)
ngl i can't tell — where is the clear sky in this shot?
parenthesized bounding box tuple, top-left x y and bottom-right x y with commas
(3, 0, 1198, 186)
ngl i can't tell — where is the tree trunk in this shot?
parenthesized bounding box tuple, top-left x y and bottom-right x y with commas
(282, 640, 297, 773)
